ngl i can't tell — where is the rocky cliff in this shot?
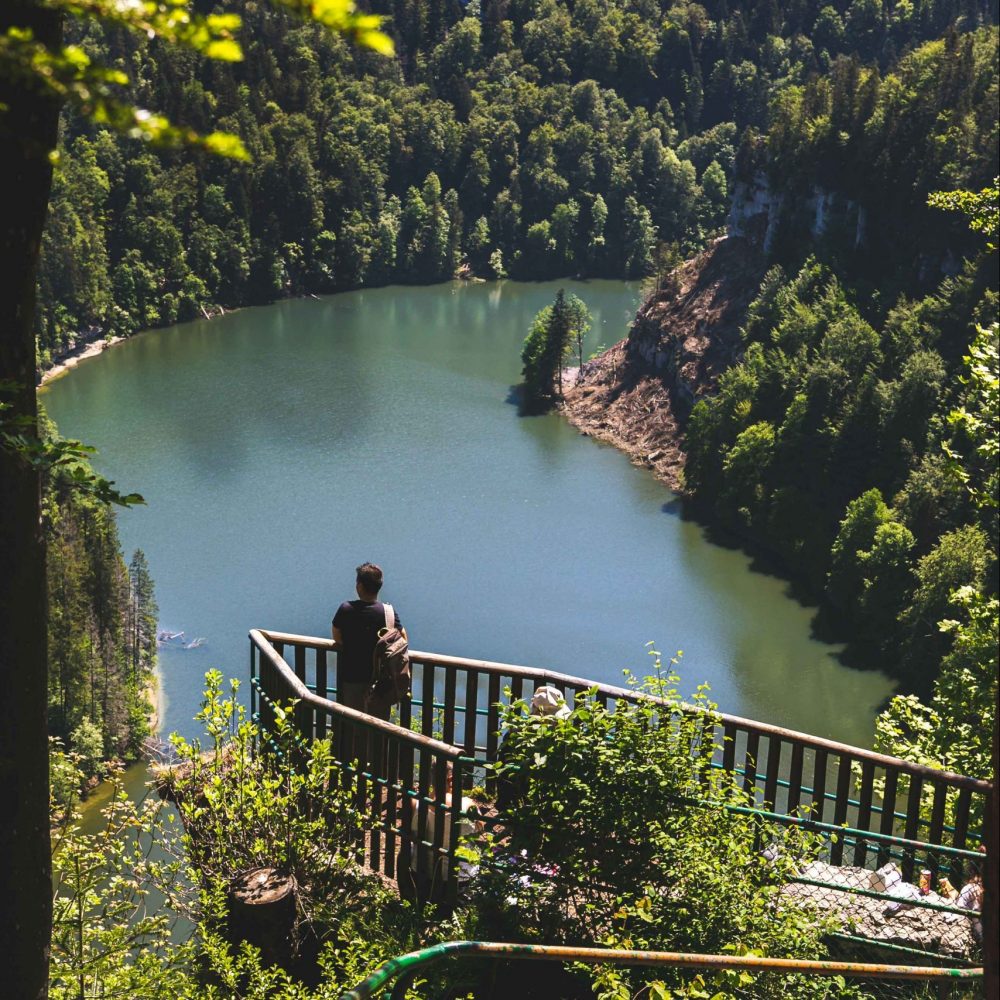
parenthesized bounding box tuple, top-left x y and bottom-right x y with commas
(562, 233, 769, 490)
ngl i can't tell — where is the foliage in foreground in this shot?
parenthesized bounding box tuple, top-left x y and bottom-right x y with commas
(478, 650, 853, 999)
(50, 672, 476, 999)
(47, 664, 879, 998)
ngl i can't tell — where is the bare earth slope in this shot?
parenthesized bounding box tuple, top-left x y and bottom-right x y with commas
(562, 235, 768, 491)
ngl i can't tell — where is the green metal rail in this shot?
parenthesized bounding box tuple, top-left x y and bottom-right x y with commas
(249, 629, 991, 969)
(338, 940, 985, 1000)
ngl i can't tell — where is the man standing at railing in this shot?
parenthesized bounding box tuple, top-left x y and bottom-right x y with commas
(332, 562, 407, 719)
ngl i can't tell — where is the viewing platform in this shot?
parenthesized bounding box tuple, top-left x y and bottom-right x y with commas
(249, 628, 991, 993)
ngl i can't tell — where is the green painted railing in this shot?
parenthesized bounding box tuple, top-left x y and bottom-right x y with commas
(337, 940, 984, 1000)
(249, 628, 991, 955)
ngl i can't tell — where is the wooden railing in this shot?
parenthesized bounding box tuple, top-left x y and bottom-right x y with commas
(251, 629, 473, 906)
(249, 629, 991, 900)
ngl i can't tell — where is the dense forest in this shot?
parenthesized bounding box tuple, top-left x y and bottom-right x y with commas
(35, 0, 997, 365)
(681, 27, 997, 778)
(33, 0, 996, 751)
(43, 411, 157, 802)
(36, 0, 997, 777)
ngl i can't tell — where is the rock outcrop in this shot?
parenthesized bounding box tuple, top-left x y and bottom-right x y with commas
(562, 234, 769, 490)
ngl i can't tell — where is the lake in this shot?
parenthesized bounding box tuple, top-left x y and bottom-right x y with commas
(42, 279, 895, 749)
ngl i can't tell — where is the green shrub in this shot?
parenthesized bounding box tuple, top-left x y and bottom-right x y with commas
(477, 651, 847, 998)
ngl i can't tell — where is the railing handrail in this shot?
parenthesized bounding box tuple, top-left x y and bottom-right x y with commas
(252, 629, 465, 760)
(256, 629, 990, 792)
(339, 940, 984, 999)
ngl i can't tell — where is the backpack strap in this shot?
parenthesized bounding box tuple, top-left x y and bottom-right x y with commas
(382, 602, 394, 632)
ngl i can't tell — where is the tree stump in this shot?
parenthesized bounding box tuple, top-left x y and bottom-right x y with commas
(227, 866, 296, 968)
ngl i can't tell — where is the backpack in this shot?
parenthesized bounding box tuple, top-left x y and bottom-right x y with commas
(365, 602, 410, 713)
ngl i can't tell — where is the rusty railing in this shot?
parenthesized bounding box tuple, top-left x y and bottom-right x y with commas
(338, 940, 984, 999)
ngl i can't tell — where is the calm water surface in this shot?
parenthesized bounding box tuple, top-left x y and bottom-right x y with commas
(43, 280, 895, 748)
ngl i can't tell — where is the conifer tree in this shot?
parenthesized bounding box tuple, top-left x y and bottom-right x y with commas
(127, 550, 158, 683)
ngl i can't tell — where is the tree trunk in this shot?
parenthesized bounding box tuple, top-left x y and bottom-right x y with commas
(227, 867, 297, 969)
(0, 4, 63, 998)
(983, 688, 998, 997)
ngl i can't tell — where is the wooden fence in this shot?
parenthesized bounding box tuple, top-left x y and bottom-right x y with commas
(249, 629, 991, 900)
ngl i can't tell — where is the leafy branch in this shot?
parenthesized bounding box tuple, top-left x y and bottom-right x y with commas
(0, 24, 249, 160)
(1, 382, 144, 506)
(2, 0, 393, 162)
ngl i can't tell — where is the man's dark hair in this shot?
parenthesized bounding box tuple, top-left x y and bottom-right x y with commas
(356, 562, 383, 595)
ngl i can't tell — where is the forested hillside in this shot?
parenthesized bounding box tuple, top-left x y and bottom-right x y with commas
(43, 412, 157, 801)
(36, 0, 995, 365)
(680, 29, 997, 777)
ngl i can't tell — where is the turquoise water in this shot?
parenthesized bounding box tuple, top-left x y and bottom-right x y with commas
(43, 280, 895, 748)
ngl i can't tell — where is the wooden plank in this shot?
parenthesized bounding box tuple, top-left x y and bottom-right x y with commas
(250, 643, 258, 722)
(853, 760, 875, 867)
(722, 723, 737, 779)
(486, 673, 501, 764)
(811, 749, 828, 823)
(421, 663, 435, 740)
(698, 715, 716, 789)
(295, 698, 313, 745)
(294, 644, 307, 686)
(432, 755, 448, 899)
(446, 758, 464, 908)
(415, 748, 432, 888)
(743, 730, 760, 801)
(314, 646, 328, 700)
(369, 725, 383, 876)
(830, 755, 852, 865)
(927, 782, 948, 878)
(399, 685, 412, 732)
(902, 775, 924, 882)
(762, 737, 782, 810)
(397, 739, 415, 878)
(510, 675, 523, 705)
(463, 670, 478, 762)
(950, 788, 972, 884)
(352, 719, 367, 865)
(443, 668, 457, 747)
(787, 743, 805, 817)
(383, 735, 399, 879)
(314, 648, 328, 738)
(260, 656, 275, 735)
(878, 768, 899, 867)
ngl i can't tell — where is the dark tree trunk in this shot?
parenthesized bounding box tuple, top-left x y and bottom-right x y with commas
(0, 4, 63, 998)
(983, 689, 998, 996)
(227, 867, 297, 969)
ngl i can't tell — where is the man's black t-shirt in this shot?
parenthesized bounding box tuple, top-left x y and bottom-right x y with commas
(333, 600, 403, 684)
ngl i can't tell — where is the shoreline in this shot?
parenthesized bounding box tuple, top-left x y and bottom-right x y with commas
(145, 661, 165, 739)
(39, 334, 125, 387)
(37, 302, 235, 389)
(561, 341, 687, 493)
